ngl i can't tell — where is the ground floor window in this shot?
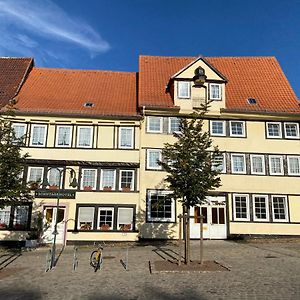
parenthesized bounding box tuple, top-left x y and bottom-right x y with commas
(233, 194, 250, 221)
(271, 196, 288, 222)
(147, 190, 175, 222)
(0, 204, 31, 230)
(76, 204, 135, 231)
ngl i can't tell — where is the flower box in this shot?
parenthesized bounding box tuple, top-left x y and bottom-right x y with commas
(49, 185, 59, 190)
(83, 186, 93, 191)
(103, 186, 112, 191)
(80, 223, 92, 230)
(100, 224, 110, 231)
(122, 187, 131, 192)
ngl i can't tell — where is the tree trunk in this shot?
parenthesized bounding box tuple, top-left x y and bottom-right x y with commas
(183, 205, 190, 265)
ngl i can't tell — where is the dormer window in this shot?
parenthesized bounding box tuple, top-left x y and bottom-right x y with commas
(177, 81, 190, 99)
(209, 84, 222, 100)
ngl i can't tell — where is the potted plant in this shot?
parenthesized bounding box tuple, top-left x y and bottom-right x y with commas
(49, 184, 59, 190)
(84, 186, 93, 191)
(122, 186, 131, 192)
(80, 223, 92, 230)
(28, 181, 40, 190)
(103, 186, 112, 191)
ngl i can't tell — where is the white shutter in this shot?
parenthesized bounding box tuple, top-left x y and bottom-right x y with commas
(117, 208, 133, 229)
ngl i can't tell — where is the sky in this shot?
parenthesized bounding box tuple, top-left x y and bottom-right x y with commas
(0, 0, 299, 98)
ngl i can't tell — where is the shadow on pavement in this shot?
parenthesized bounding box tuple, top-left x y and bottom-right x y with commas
(0, 288, 42, 300)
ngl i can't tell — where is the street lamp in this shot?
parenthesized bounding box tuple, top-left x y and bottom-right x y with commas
(43, 167, 78, 269)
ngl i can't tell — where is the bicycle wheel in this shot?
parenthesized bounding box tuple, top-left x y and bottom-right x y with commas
(90, 250, 99, 268)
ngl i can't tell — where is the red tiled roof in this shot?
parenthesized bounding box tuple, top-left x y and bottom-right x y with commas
(0, 57, 33, 108)
(139, 55, 300, 113)
(15, 68, 138, 118)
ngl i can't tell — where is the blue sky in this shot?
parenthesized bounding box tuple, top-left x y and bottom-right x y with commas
(0, 0, 299, 98)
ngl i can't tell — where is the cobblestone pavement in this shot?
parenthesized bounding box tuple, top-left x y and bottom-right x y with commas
(1, 239, 300, 299)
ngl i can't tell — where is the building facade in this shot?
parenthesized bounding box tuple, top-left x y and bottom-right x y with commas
(0, 55, 300, 245)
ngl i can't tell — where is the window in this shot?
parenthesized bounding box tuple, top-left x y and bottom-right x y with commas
(147, 117, 163, 133)
(231, 154, 246, 174)
(119, 170, 134, 191)
(253, 195, 269, 221)
(266, 122, 282, 138)
(146, 149, 162, 170)
(119, 127, 134, 149)
(30, 124, 47, 147)
(98, 207, 114, 230)
(77, 207, 95, 230)
(117, 207, 134, 231)
(13, 206, 29, 230)
(0, 206, 11, 229)
(210, 120, 226, 136)
(81, 169, 97, 190)
(100, 169, 116, 190)
(212, 153, 226, 173)
(12, 123, 26, 143)
(229, 121, 245, 137)
(287, 156, 300, 175)
(27, 167, 44, 186)
(77, 126, 93, 148)
(47, 168, 63, 188)
(209, 84, 222, 100)
(56, 126, 72, 147)
(269, 155, 284, 175)
(250, 155, 265, 175)
(233, 194, 250, 221)
(284, 122, 299, 139)
(177, 81, 190, 99)
(271, 196, 288, 222)
(147, 190, 175, 222)
(169, 117, 181, 134)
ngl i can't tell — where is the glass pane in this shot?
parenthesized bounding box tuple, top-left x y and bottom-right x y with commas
(219, 207, 225, 224)
(194, 207, 200, 223)
(212, 207, 218, 224)
(45, 209, 53, 223)
(57, 209, 64, 223)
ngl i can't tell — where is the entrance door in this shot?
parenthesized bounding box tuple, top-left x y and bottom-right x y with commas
(42, 206, 66, 244)
(190, 196, 227, 239)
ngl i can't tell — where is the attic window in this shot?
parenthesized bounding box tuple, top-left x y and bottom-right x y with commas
(247, 98, 257, 105)
(84, 102, 95, 108)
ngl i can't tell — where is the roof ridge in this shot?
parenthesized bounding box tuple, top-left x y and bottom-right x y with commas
(0, 57, 33, 60)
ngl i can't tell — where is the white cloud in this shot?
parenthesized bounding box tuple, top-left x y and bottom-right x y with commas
(0, 0, 110, 62)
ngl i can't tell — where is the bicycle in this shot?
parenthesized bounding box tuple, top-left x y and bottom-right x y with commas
(90, 244, 104, 272)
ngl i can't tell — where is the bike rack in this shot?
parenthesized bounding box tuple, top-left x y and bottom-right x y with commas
(120, 247, 129, 271)
(72, 246, 79, 271)
(45, 249, 52, 272)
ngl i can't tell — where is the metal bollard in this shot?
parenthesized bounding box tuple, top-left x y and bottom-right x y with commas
(72, 246, 78, 271)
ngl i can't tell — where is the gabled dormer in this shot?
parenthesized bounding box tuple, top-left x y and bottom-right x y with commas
(167, 57, 227, 114)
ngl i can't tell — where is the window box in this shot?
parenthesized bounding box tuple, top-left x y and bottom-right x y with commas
(122, 187, 131, 192)
(80, 223, 92, 231)
(49, 185, 59, 190)
(119, 224, 132, 231)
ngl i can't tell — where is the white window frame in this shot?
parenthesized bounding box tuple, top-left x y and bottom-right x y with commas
(168, 117, 181, 134)
(229, 121, 246, 137)
(284, 122, 299, 139)
(250, 154, 265, 175)
(269, 155, 284, 176)
(147, 117, 163, 133)
(97, 207, 114, 230)
(77, 126, 93, 148)
(233, 194, 250, 221)
(146, 149, 162, 170)
(55, 125, 72, 147)
(147, 190, 175, 222)
(209, 83, 222, 100)
(0, 206, 12, 229)
(100, 169, 116, 190)
(231, 154, 246, 174)
(12, 123, 27, 143)
(81, 169, 97, 190)
(77, 207, 95, 230)
(212, 153, 226, 173)
(47, 167, 63, 189)
(27, 166, 44, 185)
(119, 127, 134, 149)
(13, 206, 29, 230)
(119, 170, 134, 191)
(210, 120, 226, 136)
(252, 195, 269, 222)
(271, 195, 288, 222)
(177, 81, 191, 99)
(117, 207, 134, 231)
(29, 124, 47, 147)
(287, 156, 300, 175)
(266, 122, 282, 138)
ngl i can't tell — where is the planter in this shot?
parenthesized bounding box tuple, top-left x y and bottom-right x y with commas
(103, 186, 112, 191)
(49, 185, 59, 190)
(80, 223, 92, 230)
(100, 224, 110, 231)
(122, 187, 131, 192)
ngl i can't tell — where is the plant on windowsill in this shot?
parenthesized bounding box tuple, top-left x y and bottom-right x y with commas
(100, 224, 110, 231)
(0, 223, 8, 229)
(120, 224, 131, 231)
(103, 186, 112, 191)
(83, 186, 93, 191)
(49, 184, 59, 190)
(28, 181, 40, 190)
(80, 223, 92, 231)
(13, 223, 26, 230)
(121, 186, 131, 192)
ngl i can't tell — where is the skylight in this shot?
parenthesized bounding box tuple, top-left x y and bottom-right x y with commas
(247, 98, 257, 105)
(84, 102, 95, 108)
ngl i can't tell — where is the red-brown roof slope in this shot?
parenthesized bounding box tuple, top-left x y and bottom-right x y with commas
(139, 55, 299, 113)
(15, 68, 138, 118)
(0, 57, 33, 108)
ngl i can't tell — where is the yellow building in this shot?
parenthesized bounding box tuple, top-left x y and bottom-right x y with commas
(0, 55, 300, 245)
